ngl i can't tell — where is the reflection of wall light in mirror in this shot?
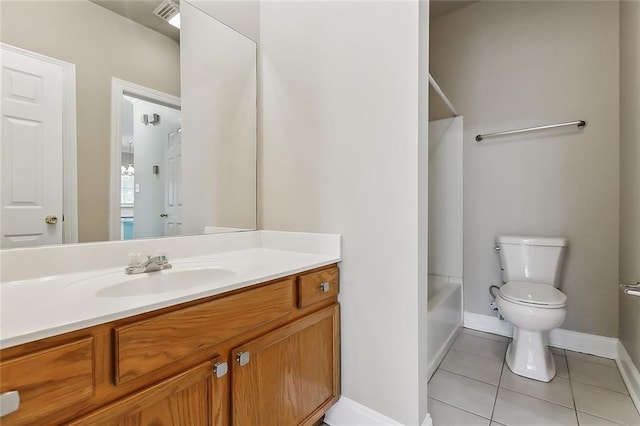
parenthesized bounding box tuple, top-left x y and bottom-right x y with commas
(141, 114, 161, 126)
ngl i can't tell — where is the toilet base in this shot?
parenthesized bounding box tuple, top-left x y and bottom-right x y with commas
(505, 329, 556, 382)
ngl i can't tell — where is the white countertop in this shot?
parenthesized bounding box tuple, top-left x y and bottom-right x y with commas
(0, 231, 341, 349)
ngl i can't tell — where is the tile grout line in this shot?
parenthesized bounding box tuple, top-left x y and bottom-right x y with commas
(428, 395, 492, 422)
(448, 345, 509, 363)
(564, 348, 581, 425)
(489, 340, 509, 423)
(566, 356, 632, 396)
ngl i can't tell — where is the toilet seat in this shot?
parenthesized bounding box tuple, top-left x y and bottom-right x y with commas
(499, 281, 567, 307)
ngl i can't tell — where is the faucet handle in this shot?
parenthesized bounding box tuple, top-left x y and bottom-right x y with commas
(154, 250, 170, 262)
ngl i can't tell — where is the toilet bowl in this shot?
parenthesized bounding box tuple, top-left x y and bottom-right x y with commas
(495, 236, 569, 382)
(496, 281, 567, 382)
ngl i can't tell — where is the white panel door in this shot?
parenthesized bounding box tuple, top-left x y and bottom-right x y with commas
(164, 128, 182, 236)
(1, 46, 64, 248)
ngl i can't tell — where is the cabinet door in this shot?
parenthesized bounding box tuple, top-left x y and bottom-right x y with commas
(68, 361, 219, 426)
(232, 304, 340, 426)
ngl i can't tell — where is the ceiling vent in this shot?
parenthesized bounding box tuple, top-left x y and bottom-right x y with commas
(153, 0, 180, 25)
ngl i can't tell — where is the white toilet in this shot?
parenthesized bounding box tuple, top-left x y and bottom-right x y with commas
(495, 235, 569, 382)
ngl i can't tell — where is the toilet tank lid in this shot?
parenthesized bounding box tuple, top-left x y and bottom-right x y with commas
(496, 235, 569, 247)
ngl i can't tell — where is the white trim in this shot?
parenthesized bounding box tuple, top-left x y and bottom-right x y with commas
(421, 413, 433, 426)
(463, 311, 619, 359)
(1, 43, 78, 243)
(427, 323, 461, 381)
(617, 341, 640, 412)
(109, 78, 181, 241)
(324, 396, 403, 426)
(549, 328, 618, 359)
(463, 311, 514, 337)
(61, 63, 78, 243)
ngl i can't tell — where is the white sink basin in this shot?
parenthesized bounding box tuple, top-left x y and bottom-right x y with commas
(65, 263, 239, 298)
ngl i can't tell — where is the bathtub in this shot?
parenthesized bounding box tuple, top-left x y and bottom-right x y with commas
(427, 274, 463, 380)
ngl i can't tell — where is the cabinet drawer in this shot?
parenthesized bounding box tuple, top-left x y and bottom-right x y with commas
(0, 337, 95, 425)
(297, 266, 339, 308)
(114, 279, 294, 384)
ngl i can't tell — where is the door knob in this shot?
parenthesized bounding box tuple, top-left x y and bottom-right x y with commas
(45, 215, 58, 224)
(160, 213, 168, 218)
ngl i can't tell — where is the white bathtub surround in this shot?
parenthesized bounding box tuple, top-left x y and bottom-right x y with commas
(0, 230, 341, 349)
(427, 275, 463, 380)
(428, 117, 463, 281)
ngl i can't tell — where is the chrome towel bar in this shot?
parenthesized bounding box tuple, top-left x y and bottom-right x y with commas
(475, 120, 587, 142)
(620, 283, 640, 297)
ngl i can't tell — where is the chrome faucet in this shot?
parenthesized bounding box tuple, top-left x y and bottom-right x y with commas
(125, 253, 172, 274)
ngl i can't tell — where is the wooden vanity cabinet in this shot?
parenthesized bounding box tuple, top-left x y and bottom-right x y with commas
(232, 305, 340, 426)
(0, 264, 340, 426)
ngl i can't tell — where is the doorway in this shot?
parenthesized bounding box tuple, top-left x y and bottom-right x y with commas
(110, 79, 181, 241)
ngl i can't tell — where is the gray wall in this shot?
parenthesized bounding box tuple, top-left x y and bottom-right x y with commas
(0, 0, 180, 243)
(431, 1, 620, 337)
(619, 0, 640, 365)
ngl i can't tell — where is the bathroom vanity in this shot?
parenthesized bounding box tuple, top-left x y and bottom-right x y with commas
(0, 232, 341, 426)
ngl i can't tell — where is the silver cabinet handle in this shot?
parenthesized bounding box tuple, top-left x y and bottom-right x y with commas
(0, 391, 20, 417)
(320, 282, 330, 292)
(213, 361, 228, 378)
(237, 351, 250, 367)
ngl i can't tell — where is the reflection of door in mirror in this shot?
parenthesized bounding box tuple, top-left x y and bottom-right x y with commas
(114, 85, 181, 241)
(0, 43, 78, 248)
(165, 128, 183, 236)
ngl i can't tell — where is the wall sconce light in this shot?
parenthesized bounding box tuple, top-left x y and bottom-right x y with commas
(142, 113, 161, 126)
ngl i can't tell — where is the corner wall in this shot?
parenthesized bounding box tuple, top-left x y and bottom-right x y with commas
(259, 2, 429, 423)
(619, 0, 640, 366)
(430, 1, 620, 337)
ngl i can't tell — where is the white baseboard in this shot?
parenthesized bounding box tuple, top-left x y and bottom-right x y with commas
(324, 396, 404, 426)
(463, 311, 619, 359)
(422, 413, 433, 426)
(617, 341, 640, 412)
(463, 311, 514, 337)
(324, 396, 432, 426)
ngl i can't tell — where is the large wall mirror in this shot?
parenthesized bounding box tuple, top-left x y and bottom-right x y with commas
(0, 0, 257, 249)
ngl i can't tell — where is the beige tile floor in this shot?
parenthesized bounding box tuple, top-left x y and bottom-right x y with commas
(428, 328, 640, 426)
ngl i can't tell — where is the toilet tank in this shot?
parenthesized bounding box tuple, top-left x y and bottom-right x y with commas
(496, 235, 568, 287)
